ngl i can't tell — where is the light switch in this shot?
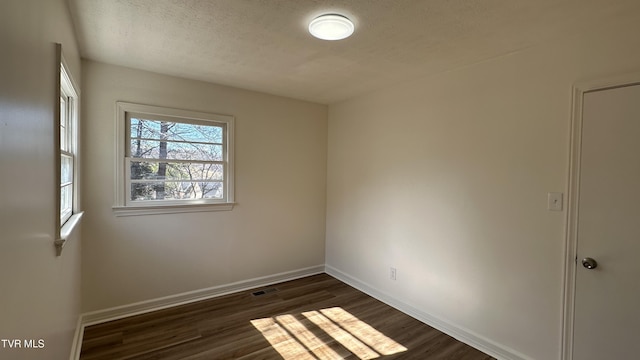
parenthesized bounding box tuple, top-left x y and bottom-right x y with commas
(548, 192, 563, 211)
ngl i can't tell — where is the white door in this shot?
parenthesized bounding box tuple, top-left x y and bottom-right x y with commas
(572, 83, 640, 360)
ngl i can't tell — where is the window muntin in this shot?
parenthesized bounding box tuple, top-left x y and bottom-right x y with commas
(115, 103, 235, 213)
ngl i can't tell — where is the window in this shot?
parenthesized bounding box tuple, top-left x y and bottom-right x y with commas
(60, 64, 77, 224)
(56, 45, 83, 256)
(114, 103, 235, 216)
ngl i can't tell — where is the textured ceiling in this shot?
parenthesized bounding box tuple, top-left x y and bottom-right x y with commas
(68, 0, 635, 104)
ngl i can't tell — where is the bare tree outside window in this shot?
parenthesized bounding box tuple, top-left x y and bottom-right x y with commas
(128, 117, 225, 202)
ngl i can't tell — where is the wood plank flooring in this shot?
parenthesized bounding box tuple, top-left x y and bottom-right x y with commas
(80, 274, 495, 359)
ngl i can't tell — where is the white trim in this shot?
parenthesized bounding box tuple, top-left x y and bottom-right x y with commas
(325, 265, 533, 360)
(60, 51, 81, 97)
(561, 84, 582, 360)
(114, 102, 235, 215)
(68, 316, 84, 360)
(561, 72, 640, 360)
(60, 212, 83, 240)
(113, 203, 235, 216)
(55, 212, 84, 256)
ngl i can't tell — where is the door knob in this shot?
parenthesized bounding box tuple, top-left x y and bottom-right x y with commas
(581, 257, 598, 270)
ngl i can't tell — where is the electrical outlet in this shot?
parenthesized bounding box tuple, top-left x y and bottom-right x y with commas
(390, 267, 397, 281)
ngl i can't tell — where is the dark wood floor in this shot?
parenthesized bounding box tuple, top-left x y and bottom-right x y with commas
(80, 274, 495, 359)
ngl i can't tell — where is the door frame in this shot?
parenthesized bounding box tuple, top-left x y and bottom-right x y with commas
(562, 72, 640, 360)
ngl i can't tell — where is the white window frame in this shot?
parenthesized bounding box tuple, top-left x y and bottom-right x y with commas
(60, 65, 75, 224)
(56, 45, 83, 256)
(113, 102, 235, 216)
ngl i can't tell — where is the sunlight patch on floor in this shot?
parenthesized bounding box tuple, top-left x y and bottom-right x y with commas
(276, 314, 344, 359)
(251, 318, 316, 360)
(302, 310, 380, 359)
(251, 307, 407, 360)
(320, 307, 407, 355)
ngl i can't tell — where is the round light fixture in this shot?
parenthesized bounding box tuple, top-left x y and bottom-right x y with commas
(308, 14, 355, 40)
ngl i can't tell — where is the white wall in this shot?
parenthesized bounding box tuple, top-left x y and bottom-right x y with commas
(0, 1, 82, 359)
(81, 61, 327, 311)
(326, 8, 640, 360)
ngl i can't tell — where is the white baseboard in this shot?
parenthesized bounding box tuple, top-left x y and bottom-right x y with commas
(325, 265, 534, 360)
(69, 265, 324, 360)
(68, 316, 84, 360)
(70, 264, 531, 360)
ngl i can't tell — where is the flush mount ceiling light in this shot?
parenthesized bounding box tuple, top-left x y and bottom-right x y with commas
(308, 14, 355, 40)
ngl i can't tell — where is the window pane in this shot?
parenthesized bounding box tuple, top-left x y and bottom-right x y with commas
(129, 139, 223, 161)
(130, 181, 223, 201)
(131, 161, 223, 181)
(130, 118, 223, 144)
(60, 96, 67, 151)
(61, 154, 73, 184)
(61, 183, 72, 219)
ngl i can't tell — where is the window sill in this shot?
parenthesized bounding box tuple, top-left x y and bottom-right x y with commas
(112, 202, 236, 217)
(55, 211, 84, 256)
